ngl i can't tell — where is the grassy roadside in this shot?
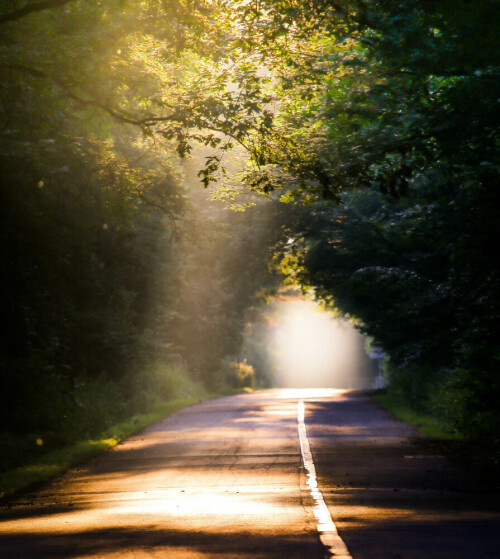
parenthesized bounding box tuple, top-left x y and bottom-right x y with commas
(0, 397, 207, 503)
(371, 391, 463, 441)
(372, 390, 500, 477)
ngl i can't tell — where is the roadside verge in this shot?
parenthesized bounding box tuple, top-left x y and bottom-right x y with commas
(0, 397, 205, 503)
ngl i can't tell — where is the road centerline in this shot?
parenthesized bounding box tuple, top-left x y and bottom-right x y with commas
(297, 399, 352, 559)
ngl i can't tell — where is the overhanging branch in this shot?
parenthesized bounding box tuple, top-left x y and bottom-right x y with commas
(0, 0, 75, 25)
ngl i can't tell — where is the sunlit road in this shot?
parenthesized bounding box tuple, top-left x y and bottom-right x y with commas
(1, 390, 499, 558)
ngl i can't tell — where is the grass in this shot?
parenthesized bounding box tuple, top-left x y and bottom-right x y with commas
(0, 397, 202, 503)
(372, 391, 500, 477)
(371, 391, 464, 441)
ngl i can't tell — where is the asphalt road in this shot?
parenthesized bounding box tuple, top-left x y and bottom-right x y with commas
(1, 389, 499, 558)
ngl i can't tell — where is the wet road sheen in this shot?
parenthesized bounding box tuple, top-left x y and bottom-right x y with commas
(1, 389, 499, 558)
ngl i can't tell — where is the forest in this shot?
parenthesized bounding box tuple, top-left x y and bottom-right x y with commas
(0, 0, 498, 476)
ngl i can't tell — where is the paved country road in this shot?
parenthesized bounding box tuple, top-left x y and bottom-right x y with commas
(1, 389, 499, 558)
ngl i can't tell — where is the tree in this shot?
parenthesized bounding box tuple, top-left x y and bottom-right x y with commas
(232, 0, 499, 440)
(1, 0, 498, 448)
(0, 0, 292, 451)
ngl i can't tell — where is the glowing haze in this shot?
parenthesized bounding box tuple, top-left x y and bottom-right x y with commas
(272, 298, 374, 389)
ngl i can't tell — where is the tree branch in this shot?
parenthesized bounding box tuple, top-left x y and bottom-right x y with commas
(1, 63, 156, 126)
(1, 63, 258, 162)
(0, 0, 75, 25)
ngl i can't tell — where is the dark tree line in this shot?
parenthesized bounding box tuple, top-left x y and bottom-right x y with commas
(253, 0, 499, 442)
(0, 0, 289, 470)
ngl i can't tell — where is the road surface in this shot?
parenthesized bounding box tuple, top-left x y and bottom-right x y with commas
(1, 389, 499, 558)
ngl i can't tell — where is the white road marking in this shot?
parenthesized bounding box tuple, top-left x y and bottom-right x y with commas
(298, 400, 353, 559)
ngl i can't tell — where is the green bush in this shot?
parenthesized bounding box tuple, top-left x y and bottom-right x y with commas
(221, 359, 255, 389)
(430, 367, 500, 447)
(385, 362, 500, 446)
(385, 363, 437, 412)
(65, 376, 125, 442)
(0, 359, 207, 474)
(123, 361, 206, 412)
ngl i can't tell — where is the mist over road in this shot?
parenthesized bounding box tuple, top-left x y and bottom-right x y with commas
(1, 390, 498, 558)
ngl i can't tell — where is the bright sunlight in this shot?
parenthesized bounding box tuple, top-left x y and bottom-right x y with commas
(271, 298, 375, 389)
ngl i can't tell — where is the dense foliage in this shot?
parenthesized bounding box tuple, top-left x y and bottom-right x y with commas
(0, 0, 498, 465)
(253, 0, 499, 442)
(0, 0, 288, 470)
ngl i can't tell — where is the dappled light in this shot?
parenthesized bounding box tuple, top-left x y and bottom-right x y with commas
(0, 0, 498, 556)
(2, 390, 497, 558)
(1, 0, 498, 483)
